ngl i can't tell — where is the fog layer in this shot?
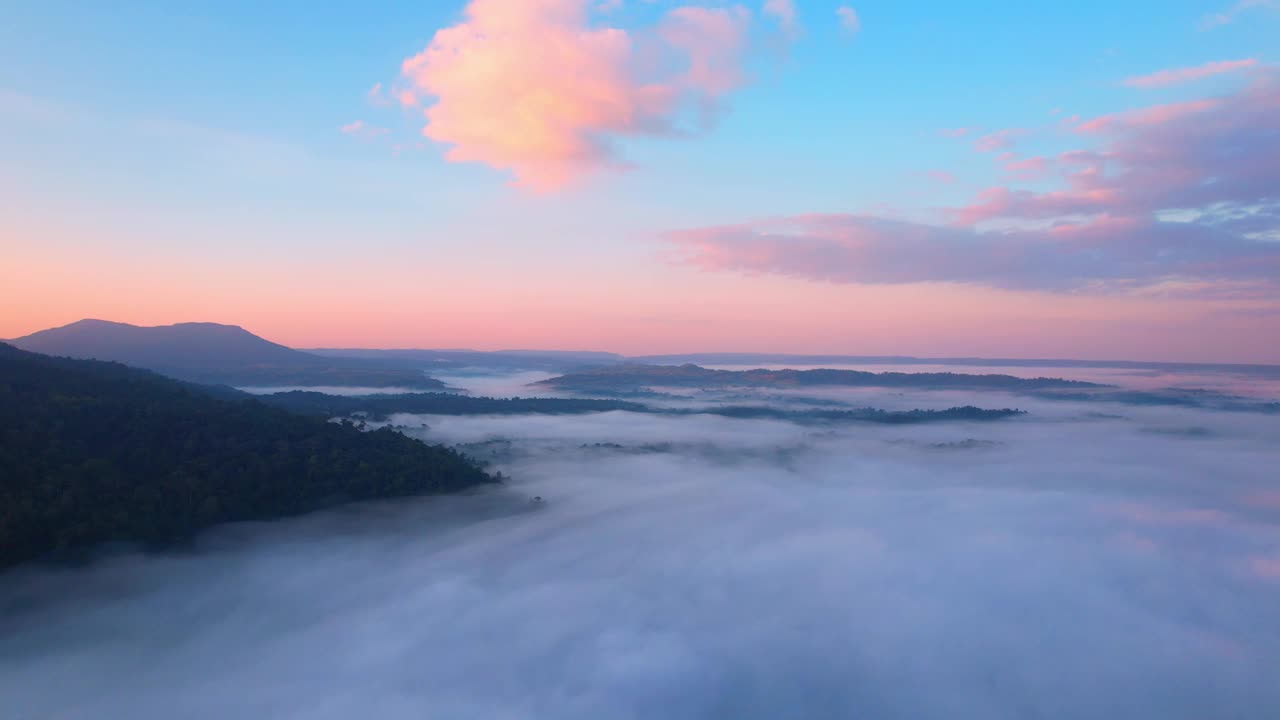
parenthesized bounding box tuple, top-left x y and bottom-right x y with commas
(2, 375, 1278, 719)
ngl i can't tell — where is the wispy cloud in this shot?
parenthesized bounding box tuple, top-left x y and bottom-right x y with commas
(1200, 0, 1279, 30)
(763, 0, 799, 40)
(1000, 155, 1049, 181)
(973, 128, 1025, 153)
(1124, 59, 1259, 89)
(1072, 99, 1220, 134)
(836, 6, 861, 37)
(339, 120, 390, 138)
(366, 82, 390, 107)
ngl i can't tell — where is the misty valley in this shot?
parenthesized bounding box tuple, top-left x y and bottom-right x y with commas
(2, 321, 1279, 718)
(7, 2, 1280, 715)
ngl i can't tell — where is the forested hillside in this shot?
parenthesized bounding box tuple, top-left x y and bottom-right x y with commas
(0, 344, 493, 569)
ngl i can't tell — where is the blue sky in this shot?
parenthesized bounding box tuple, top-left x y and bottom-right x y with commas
(2, 1, 1278, 360)
(4, 0, 1263, 217)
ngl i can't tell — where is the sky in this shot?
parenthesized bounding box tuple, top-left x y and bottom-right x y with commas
(1, 0, 1278, 362)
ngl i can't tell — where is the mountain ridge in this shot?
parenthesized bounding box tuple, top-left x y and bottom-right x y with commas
(9, 319, 445, 389)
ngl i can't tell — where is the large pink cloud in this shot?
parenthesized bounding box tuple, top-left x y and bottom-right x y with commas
(667, 69, 1280, 297)
(396, 0, 759, 191)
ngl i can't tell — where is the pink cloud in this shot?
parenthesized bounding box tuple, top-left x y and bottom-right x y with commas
(663, 70, 1280, 297)
(1074, 99, 1220, 134)
(1250, 556, 1280, 580)
(763, 0, 798, 38)
(396, 88, 419, 108)
(975, 73, 1278, 224)
(836, 6, 861, 36)
(1245, 491, 1280, 509)
(925, 169, 956, 184)
(1056, 113, 1082, 128)
(339, 120, 389, 138)
(1123, 59, 1259, 89)
(1100, 503, 1231, 526)
(1002, 155, 1049, 181)
(663, 212, 1280, 292)
(1200, 0, 1278, 30)
(395, 0, 757, 191)
(660, 5, 752, 109)
(973, 128, 1025, 152)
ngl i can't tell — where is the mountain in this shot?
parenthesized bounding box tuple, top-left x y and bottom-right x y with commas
(536, 363, 1106, 392)
(0, 343, 494, 570)
(9, 320, 446, 389)
(12, 319, 314, 369)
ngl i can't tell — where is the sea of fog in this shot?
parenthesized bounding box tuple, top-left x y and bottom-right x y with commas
(3, 365, 1280, 719)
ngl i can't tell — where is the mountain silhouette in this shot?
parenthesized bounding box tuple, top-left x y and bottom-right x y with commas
(9, 320, 444, 389)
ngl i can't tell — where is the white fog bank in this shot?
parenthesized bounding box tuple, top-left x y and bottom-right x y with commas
(2, 385, 1278, 719)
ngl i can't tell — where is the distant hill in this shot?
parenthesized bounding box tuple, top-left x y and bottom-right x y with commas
(536, 363, 1105, 393)
(12, 319, 316, 369)
(9, 320, 445, 389)
(0, 343, 493, 570)
(629, 353, 1280, 379)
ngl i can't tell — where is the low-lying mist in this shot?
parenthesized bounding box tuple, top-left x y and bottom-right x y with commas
(2, 378, 1279, 719)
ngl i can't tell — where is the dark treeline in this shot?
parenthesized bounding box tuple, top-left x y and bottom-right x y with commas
(186, 365, 446, 390)
(537, 363, 1105, 392)
(257, 391, 1026, 425)
(1032, 389, 1280, 414)
(258, 391, 646, 420)
(629, 353, 1280, 379)
(0, 344, 494, 570)
(682, 405, 1027, 424)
